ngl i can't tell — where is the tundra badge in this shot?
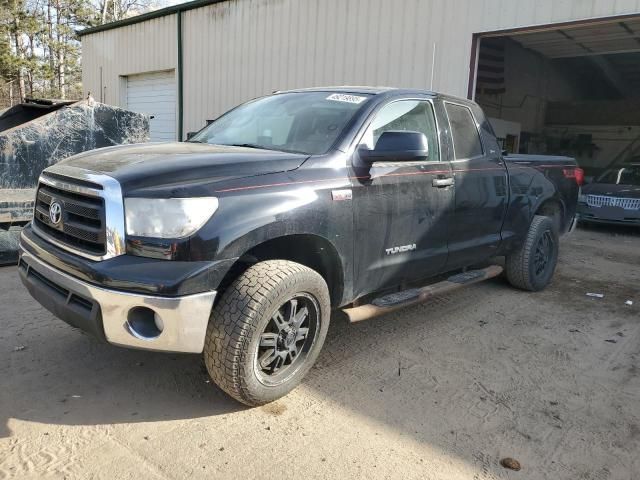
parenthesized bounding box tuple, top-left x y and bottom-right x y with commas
(385, 244, 416, 255)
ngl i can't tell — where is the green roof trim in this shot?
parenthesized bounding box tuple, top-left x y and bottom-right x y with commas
(77, 0, 227, 36)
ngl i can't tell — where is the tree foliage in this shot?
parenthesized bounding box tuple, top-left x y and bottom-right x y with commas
(0, 0, 158, 108)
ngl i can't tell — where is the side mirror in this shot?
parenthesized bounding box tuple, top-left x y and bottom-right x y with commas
(186, 131, 197, 140)
(359, 131, 429, 163)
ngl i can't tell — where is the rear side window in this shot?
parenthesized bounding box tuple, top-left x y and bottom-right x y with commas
(445, 103, 483, 159)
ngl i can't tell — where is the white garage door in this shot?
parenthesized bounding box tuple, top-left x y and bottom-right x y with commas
(126, 71, 176, 142)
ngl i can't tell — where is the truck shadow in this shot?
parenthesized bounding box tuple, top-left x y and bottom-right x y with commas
(0, 298, 245, 439)
(1, 275, 515, 480)
(0, 345, 244, 439)
(1, 267, 495, 440)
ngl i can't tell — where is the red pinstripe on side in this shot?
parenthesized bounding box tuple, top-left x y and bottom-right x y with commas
(214, 163, 575, 194)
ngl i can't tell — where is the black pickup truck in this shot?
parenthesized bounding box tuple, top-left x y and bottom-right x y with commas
(18, 87, 581, 405)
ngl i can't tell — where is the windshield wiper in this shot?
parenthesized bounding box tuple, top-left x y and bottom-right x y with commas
(224, 143, 275, 150)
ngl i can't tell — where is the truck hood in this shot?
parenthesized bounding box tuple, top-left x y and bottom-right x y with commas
(57, 142, 309, 194)
(582, 183, 640, 198)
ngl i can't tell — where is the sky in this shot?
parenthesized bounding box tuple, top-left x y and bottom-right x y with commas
(157, 0, 191, 7)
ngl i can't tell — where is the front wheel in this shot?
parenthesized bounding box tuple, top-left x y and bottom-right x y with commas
(505, 215, 559, 292)
(203, 260, 330, 406)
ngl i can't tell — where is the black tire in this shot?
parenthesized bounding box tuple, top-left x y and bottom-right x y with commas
(203, 260, 330, 406)
(505, 215, 559, 292)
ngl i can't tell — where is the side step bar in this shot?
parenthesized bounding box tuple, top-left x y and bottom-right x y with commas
(342, 265, 503, 323)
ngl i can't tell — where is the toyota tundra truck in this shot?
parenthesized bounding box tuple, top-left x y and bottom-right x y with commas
(18, 87, 581, 406)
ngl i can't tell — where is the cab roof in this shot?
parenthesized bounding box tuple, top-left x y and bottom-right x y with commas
(275, 86, 473, 105)
(278, 86, 426, 96)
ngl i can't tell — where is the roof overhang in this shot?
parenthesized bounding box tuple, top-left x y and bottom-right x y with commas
(77, 0, 228, 37)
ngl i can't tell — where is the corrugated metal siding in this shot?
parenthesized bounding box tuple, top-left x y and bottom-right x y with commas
(82, 14, 177, 107)
(81, 0, 640, 136)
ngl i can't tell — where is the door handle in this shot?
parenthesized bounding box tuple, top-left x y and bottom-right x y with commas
(432, 177, 454, 188)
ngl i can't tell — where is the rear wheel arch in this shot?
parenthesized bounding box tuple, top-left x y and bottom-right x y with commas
(534, 197, 565, 232)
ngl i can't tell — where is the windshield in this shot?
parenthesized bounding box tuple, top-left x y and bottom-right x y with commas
(597, 165, 640, 186)
(189, 92, 371, 155)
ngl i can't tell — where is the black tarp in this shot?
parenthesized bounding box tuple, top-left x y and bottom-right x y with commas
(0, 99, 149, 262)
(0, 99, 148, 191)
(0, 98, 75, 133)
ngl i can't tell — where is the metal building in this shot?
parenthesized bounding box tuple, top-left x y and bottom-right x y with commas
(79, 0, 640, 173)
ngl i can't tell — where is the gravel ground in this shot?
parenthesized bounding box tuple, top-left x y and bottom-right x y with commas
(1, 225, 639, 480)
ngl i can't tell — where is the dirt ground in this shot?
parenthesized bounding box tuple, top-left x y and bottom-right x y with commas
(1, 225, 639, 480)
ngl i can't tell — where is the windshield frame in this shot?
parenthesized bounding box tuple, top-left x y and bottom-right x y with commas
(187, 91, 374, 156)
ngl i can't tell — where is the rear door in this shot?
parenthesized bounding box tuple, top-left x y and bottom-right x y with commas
(443, 102, 508, 269)
(351, 97, 454, 297)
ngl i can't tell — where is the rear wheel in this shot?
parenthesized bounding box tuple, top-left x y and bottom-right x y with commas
(505, 215, 559, 292)
(203, 260, 330, 406)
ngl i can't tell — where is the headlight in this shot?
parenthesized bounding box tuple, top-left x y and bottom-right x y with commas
(578, 194, 587, 204)
(124, 197, 219, 238)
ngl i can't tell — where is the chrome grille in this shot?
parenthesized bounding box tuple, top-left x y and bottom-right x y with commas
(34, 181, 106, 255)
(31, 166, 126, 261)
(586, 195, 640, 210)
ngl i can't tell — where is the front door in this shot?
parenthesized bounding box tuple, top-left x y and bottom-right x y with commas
(351, 98, 454, 298)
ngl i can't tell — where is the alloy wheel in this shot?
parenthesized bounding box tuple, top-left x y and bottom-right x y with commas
(534, 230, 555, 277)
(255, 293, 320, 385)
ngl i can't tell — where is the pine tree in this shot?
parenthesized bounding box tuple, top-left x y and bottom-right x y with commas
(0, 0, 157, 108)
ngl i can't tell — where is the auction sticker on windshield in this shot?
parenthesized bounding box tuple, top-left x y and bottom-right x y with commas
(326, 93, 368, 104)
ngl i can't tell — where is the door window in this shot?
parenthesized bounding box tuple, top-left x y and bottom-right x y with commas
(445, 103, 483, 159)
(361, 100, 440, 161)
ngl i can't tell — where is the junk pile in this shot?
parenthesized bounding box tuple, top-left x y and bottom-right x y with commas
(0, 98, 149, 265)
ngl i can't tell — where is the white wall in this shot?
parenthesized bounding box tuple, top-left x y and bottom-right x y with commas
(81, 0, 640, 138)
(82, 14, 177, 110)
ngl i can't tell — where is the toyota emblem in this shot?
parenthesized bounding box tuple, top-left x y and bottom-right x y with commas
(49, 201, 62, 225)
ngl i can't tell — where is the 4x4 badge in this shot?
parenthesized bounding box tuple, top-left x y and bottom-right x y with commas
(331, 189, 352, 201)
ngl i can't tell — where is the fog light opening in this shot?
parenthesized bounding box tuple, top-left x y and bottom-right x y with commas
(127, 307, 163, 340)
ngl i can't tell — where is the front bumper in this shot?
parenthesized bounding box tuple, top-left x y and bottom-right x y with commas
(19, 248, 216, 353)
